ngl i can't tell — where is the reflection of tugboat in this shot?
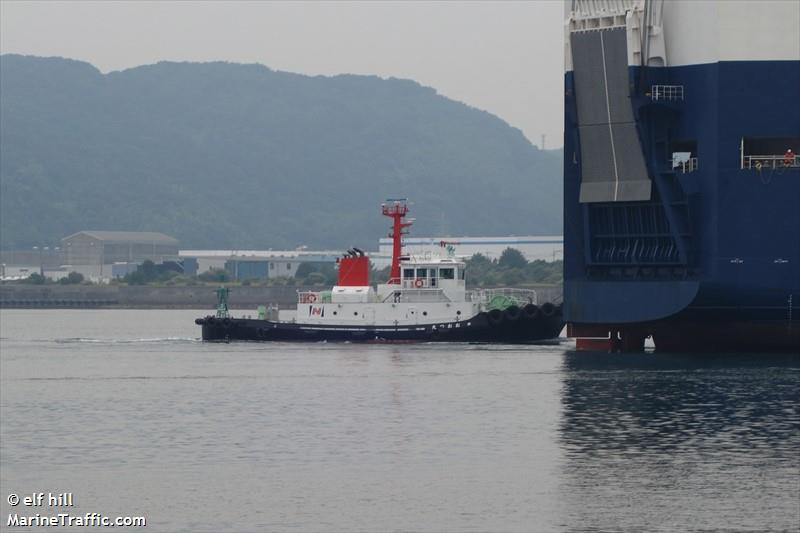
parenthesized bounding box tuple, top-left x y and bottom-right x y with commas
(196, 199, 563, 343)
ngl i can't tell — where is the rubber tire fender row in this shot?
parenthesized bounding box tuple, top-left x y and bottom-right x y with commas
(523, 303, 539, 319)
(504, 305, 521, 321)
(487, 308, 504, 326)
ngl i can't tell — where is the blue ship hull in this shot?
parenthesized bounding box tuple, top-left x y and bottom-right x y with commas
(564, 59, 800, 351)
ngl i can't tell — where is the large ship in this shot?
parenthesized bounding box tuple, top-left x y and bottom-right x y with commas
(196, 200, 563, 343)
(563, 0, 800, 351)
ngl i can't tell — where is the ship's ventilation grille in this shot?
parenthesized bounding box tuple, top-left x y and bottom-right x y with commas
(571, 28, 652, 203)
(587, 202, 683, 265)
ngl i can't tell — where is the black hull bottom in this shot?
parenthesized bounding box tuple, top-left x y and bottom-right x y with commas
(569, 320, 800, 352)
(196, 309, 564, 344)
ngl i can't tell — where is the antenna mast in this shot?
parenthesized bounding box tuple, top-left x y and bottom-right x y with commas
(381, 199, 411, 284)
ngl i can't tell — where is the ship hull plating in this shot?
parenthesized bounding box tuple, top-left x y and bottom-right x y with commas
(564, 56, 800, 352)
(570, 320, 798, 353)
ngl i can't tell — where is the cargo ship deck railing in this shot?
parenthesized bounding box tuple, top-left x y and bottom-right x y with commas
(743, 154, 799, 170)
(671, 156, 698, 173)
(650, 85, 684, 101)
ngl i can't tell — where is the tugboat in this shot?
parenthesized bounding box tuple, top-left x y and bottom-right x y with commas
(195, 200, 563, 343)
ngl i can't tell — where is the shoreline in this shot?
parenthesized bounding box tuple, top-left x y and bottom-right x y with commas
(1, 283, 563, 310)
(0, 284, 302, 310)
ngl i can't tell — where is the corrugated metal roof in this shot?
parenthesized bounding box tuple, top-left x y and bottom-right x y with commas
(62, 231, 179, 244)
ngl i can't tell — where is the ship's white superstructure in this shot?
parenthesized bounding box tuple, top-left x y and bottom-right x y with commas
(564, 0, 800, 73)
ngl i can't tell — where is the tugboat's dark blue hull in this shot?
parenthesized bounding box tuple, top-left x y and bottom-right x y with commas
(196, 306, 563, 343)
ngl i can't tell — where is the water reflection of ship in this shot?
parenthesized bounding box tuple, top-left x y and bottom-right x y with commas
(559, 352, 800, 455)
(556, 351, 800, 531)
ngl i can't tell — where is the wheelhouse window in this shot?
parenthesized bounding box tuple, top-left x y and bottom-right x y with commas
(416, 268, 427, 278)
(458, 268, 465, 280)
(439, 267, 455, 280)
(403, 268, 415, 279)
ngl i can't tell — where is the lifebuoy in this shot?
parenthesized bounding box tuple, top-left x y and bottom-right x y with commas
(307, 294, 317, 303)
(414, 279, 424, 288)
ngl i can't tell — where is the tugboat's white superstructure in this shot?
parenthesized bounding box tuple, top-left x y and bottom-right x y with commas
(197, 200, 562, 343)
(297, 254, 477, 328)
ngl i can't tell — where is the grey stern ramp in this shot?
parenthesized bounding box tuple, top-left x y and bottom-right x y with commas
(571, 27, 651, 203)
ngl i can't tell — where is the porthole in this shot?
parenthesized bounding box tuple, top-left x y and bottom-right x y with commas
(354, 312, 358, 316)
(422, 311, 428, 316)
(456, 310, 461, 315)
(333, 311, 337, 315)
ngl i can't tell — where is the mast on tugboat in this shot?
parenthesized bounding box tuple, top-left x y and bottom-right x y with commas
(381, 198, 412, 284)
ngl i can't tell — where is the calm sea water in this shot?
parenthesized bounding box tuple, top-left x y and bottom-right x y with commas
(1, 309, 798, 532)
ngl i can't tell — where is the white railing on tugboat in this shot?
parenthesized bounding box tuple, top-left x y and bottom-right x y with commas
(469, 288, 538, 306)
(298, 291, 320, 304)
(381, 288, 452, 303)
(400, 279, 453, 290)
(743, 154, 799, 170)
(650, 85, 684, 101)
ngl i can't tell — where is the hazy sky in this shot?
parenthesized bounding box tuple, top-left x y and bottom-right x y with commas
(0, 1, 565, 148)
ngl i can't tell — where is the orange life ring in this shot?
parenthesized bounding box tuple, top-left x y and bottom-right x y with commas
(307, 294, 317, 303)
(414, 278, 424, 288)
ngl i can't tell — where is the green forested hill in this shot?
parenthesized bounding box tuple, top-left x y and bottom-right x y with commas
(0, 54, 562, 250)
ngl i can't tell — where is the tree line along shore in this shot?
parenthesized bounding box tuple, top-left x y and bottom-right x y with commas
(0, 250, 563, 308)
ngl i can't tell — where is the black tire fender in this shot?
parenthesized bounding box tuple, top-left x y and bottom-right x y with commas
(523, 303, 539, 319)
(504, 305, 521, 321)
(487, 308, 504, 326)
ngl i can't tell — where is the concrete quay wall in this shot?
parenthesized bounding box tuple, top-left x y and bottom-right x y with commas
(0, 284, 563, 309)
(0, 285, 301, 309)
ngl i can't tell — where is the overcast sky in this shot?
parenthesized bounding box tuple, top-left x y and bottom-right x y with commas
(1, 1, 565, 148)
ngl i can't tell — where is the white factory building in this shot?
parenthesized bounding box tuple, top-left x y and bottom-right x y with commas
(180, 235, 563, 276)
(178, 250, 342, 279)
